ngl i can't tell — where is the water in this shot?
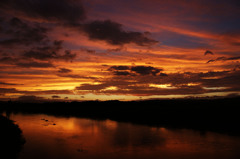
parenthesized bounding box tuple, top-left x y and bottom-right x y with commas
(7, 113, 240, 159)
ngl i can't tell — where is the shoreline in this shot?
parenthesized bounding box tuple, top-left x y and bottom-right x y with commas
(1, 97, 240, 136)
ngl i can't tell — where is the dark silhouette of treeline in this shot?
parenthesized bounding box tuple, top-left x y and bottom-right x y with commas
(0, 115, 25, 159)
(1, 97, 240, 136)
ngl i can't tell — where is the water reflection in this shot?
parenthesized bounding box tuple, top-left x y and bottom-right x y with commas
(7, 113, 240, 159)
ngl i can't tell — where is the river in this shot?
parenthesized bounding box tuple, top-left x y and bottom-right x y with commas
(5, 113, 240, 159)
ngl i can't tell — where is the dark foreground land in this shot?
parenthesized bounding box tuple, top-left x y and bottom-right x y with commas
(1, 97, 240, 136)
(0, 115, 25, 158)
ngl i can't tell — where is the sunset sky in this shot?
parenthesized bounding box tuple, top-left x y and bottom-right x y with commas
(0, 0, 240, 101)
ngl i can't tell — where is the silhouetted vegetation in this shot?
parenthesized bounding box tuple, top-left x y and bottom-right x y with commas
(0, 115, 25, 159)
(1, 97, 240, 136)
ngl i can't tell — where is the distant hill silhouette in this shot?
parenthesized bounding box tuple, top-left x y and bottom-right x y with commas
(1, 97, 240, 136)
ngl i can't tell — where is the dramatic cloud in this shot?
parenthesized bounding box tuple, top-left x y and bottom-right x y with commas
(22, 41, 76, 61)
(0, 24, 75, 67)
(82, 20, 158, 46)
(0, 0, 86, 24)
(201, 71, 240, 89)
(1, 0, 240, 100)
(0, 1, 158, 47)
(74, 69, 240, 96)
(75, 80, 206, 96)
(0, 17, 48, 46)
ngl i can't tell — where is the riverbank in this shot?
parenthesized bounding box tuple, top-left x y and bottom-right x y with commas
(1, 97, 240, 136)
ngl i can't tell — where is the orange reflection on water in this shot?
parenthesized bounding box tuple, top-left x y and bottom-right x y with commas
(8, 113, 240, 159)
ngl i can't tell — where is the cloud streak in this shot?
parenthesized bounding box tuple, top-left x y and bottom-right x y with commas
(108, 65, 164, 76)
(74, 69, 240, 96)
(207, 56, 240, 63)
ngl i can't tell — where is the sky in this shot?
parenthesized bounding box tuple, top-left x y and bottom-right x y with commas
(0, 0, 240, 101)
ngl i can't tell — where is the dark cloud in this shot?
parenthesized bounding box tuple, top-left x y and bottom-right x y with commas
(0, 88, 19, 94)
(52, 95, 60, 99)
(0, 55, 55, 68)
(204, 50, 214, 56)
(60, 50, 77, 61)
(107, 47, 124, 52)
(0, 17, 75, 69)
(207, 56, 240, 63)
(17, 95, 44, 102)
(56, 67, 97, 79)
(0, 87, 72, 96)
(0, 16, 76, 70)
(0, 17, 48, 46)
(33, 90, 72, 95)
(58, 68, 72, 74)
(198, 71, 229, 78)
(0, 1, 158, 47)
(131, 66, 163, 76)
(0, 56, 15, 63)
(160, 73, 168, 76)
(57, 74, 97, 79)
(0, 82, 22, 85)
(206, 59, 215, 64)
(109, 66, 130, 71)
(0, 40, 76, 68)
(74, 70, 240, 96)
(0, 56, 54, 68)
(82, 20, 158, 46)
(76, 83, 108, 91)
(108, 65, 164, 76)
(75, 81, 206, 96)
(157, 71, 240, 93)
(113, 71, 132, 76)
(233, 65, 240, 71)
(201, 71, 240, 89)
(22, 40, 76, 61)
(15, 61, 55, 68)
(82, 49, 96, 54)
(228, 56, 240, 60)
(0, 0, 86, 25)
(22, 40, 63, 60)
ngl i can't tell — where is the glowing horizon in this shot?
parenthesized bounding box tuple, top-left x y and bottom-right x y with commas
(0, 0, 240, 101)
